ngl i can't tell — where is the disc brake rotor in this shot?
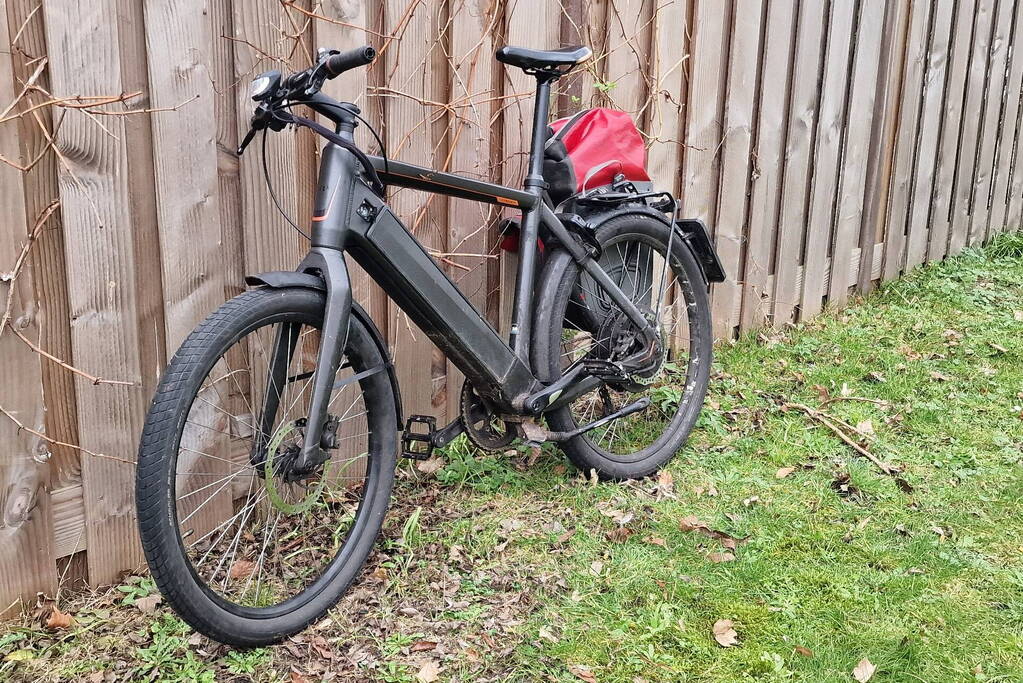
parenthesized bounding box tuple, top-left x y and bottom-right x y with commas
(263, 420, 333, 515)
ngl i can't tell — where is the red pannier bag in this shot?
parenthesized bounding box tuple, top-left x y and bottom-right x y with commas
(500, 108, 650, 251)
(544, 108, 650, 202)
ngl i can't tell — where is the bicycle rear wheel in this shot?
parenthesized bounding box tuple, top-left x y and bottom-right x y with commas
(532, 214, 712, 479)
(136, 288, 396, 646)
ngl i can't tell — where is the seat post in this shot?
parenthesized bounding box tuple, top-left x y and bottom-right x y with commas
(508, 74, 557, 363)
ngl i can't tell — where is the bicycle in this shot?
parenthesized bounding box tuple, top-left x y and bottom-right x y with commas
(135, 44, 723, 646)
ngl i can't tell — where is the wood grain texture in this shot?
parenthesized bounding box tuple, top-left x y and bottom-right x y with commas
(444, 0, 500, 421)
(904, 0, 954, 270)
(682, 0, 728, 338)
(210, 0, 246, 299)
(5, 0, 82, 491)
(929, 0, 978, 261)
(144, 0, 225, 351)
(771, 0, 825, 326)
(740, 0, 796, 330)
(857, 0, 909, 293)
(713, 0, 763, 336)
(232, 0, 306, 276)
(989, 0, 1023, 235)
(827, 1, 885, 309)
(383, 0, 451, 417)
(967, 0, 1013, 245)
(800, 0, 858, 319)
(645, 0, 688, 195)
(949, 0, 995, 254)
(41, 0, 156, 585)
(882, 0, 930, 282)
(0, 3, 58, 610)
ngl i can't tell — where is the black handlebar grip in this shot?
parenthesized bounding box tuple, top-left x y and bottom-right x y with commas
(324, 46, 377, 78)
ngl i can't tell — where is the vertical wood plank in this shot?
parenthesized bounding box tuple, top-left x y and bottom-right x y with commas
(645, 0, 688, 197)
(232, 0, 306, 276)
(857, 0, 909, 293)
(968, 0, 1013, 245)
(6, 0, 82, 491)
(881, 0, 931, 281)
(801, 0, 858, 319)
(603, 0, 654, 121)
(989, 0, 1023, 236)
(827, 1, 885, 308)
(949, 0, 995, 254)
(383, 0, 450, 418)
(41, 0, 151, 584)
(903, 0, 954, 270)
(740, 0, 796, 330)
(772, 0, 825, 326)
(713, 0, 763, 336)
(445, 0, 501, 421)
(143, 0, 225, 351)
(681, 0, 729, 338)
(210, 0, 246, 299)
(928, 0, 978, 261)
(500, 0, 560, 334)
(0, 3, 58, 610)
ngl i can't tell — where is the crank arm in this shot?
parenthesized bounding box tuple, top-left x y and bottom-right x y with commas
(546, 396, 651, 442)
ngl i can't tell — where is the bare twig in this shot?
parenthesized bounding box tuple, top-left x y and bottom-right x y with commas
(782, 401, 897, 475)
(0, 404, 134, 466)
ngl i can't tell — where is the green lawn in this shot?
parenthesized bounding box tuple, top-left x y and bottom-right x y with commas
(3, 233, 1023, 682)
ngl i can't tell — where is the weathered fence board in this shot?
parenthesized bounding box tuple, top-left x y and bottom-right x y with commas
(2, 0, 1023, 609)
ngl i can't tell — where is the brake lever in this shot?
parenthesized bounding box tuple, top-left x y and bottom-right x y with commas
(237, 126, 257, 156)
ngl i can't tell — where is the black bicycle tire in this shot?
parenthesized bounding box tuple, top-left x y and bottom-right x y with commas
(135, 288, 397, 646)
(531, 214, 713, 480)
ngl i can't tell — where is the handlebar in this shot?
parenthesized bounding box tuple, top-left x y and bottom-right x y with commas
(324, 46, 377, 78)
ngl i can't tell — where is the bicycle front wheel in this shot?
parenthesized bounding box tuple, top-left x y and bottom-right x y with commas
(136, 288, 397, 646)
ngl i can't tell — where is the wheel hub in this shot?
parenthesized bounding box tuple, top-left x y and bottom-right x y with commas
(263, 419, 333, 515)
(595, 306, 667, 389)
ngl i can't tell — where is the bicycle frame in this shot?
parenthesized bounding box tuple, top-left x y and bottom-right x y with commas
(264, 83, 659, 469)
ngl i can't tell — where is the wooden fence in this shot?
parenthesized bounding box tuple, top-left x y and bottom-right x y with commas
(2, 0, 1022, 609)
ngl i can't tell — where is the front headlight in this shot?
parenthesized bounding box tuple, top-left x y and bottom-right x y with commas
(250, 70, 281, 101)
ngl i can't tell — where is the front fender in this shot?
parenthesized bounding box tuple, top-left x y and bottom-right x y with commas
(245, 270, 403, 427)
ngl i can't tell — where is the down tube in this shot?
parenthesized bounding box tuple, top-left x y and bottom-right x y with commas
(348, 206, 538, 411)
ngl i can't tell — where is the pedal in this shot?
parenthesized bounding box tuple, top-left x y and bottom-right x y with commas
(401, 415, 437, 460)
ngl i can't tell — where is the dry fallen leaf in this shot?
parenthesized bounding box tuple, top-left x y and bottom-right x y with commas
(855, 420, 875, 436)
(712, 619, 738, 647)
(45, 607, 73, 630)
(852, 657, 876, 682)
(1014, 310, 1023, 321)
(656, 469, 674, 496)
(410, 640, 438, 653)
(371, 566, 388, 580)
(794, 645, 813, 657)
(416, 456, 445, 475)
(289, 672, 310, 683)
(134, 595, 162, 614)
(929, 371, 951, 382)
(589, 561, 604, 576)
(775, 466, 795, 479)
(644, 535, 666, 547)
(416, 660, 441, 683)
(569, 664, 598, 683)
(708, 551, 735, 563)
(229, 559, 256, 580)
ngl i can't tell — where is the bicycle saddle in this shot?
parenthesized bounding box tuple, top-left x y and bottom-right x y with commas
(496, 45, 593, 73)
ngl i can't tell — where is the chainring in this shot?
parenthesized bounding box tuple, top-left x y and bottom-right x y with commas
(459, 381, 516, 452)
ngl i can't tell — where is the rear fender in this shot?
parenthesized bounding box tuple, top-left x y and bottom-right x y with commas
(245, 270, 403, 427)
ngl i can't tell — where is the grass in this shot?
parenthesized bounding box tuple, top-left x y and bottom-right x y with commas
(3, 233, 1023, 682)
